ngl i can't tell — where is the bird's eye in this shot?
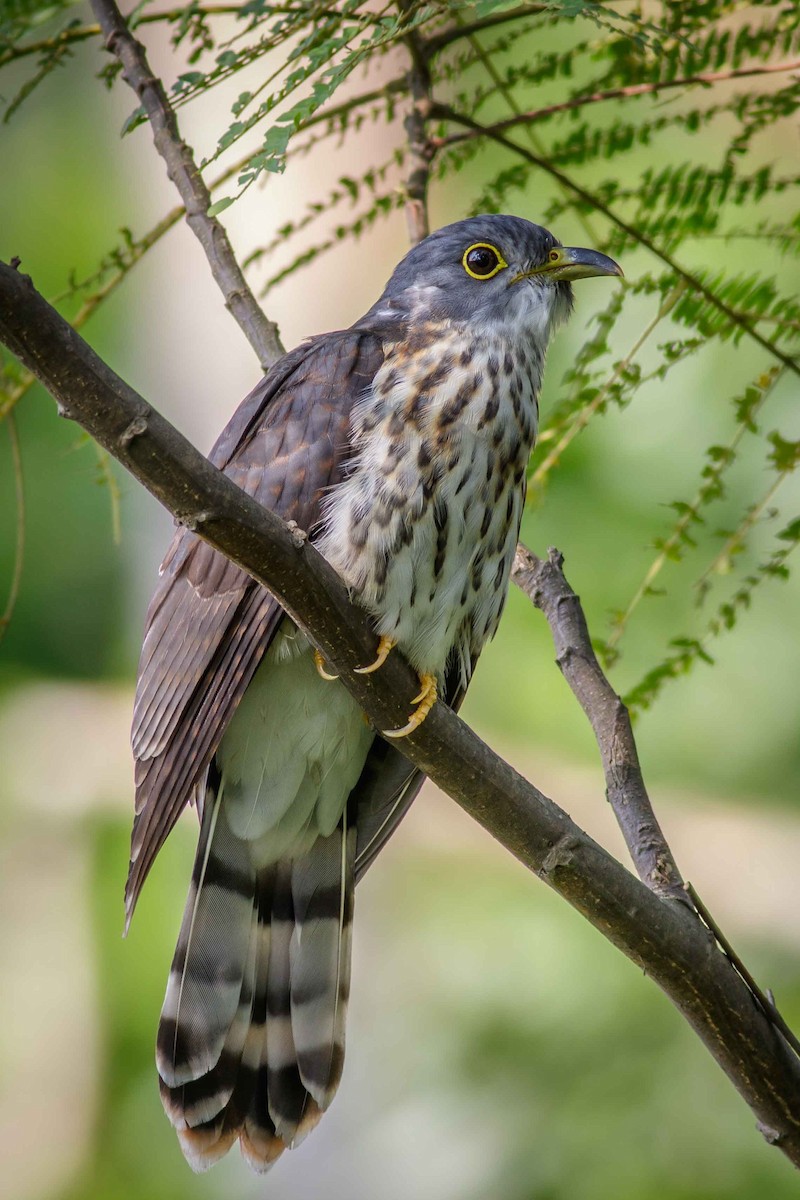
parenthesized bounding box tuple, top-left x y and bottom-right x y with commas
(548, 249, 560, 262)
(463, 243, 508, 280)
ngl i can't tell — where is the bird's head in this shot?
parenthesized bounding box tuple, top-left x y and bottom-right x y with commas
(362, 214, 622, 342)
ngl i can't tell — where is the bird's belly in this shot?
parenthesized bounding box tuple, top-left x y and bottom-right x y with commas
(320, 422, 529, 683)
(218, 623, 373, 863)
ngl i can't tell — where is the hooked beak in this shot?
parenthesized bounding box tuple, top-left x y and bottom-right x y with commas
(513, 246, 623, 284)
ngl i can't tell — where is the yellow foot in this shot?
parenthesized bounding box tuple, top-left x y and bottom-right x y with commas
(314, 648, 338, 681)
(354, 634, 396, 675)
(383, 673, 437, 738)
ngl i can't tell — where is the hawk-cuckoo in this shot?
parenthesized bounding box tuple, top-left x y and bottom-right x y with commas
(128, 215, 621, 1171)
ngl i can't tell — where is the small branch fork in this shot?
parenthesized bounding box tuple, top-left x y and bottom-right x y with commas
(3, 260, 800, 1165)
(88, 0, 284, 372)
(512, 545, 686, 899)
(513, 545, 800, 1063)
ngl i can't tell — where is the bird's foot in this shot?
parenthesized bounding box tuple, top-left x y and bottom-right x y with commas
(314, 648, 338, 681)
(383, 673, 437, 738)
(354, 634, 396, 675)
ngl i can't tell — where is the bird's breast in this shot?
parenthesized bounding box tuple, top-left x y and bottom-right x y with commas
(318, 327, 543, 682)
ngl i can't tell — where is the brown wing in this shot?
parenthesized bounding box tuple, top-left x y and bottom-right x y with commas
(126, 331, 385, 922)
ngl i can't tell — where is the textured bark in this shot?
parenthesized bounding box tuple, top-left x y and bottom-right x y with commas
(2, 258, 800, 1167)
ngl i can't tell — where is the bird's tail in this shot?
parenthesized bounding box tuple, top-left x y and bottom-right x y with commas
(156, 771, 356, 1172)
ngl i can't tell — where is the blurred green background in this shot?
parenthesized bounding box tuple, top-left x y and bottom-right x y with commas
(1, 7, 799, 1200)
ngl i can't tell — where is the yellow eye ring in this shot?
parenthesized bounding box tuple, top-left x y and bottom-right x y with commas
(462, 242, 508, 281)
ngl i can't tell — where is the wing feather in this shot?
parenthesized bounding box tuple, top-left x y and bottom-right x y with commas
(128, 331, 385, 919)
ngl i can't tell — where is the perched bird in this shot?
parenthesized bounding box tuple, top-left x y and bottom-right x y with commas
(128, 214, 621, 1172)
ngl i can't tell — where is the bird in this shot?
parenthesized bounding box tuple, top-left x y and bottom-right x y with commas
(128, 214, 621, 1173)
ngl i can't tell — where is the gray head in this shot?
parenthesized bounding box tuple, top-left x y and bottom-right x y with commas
(360, 214, 621, 342)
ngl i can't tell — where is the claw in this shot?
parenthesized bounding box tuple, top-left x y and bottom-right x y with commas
(314, 648, 338, 681)
(383, 673, 437, 738)
(355, 634, 396, 675)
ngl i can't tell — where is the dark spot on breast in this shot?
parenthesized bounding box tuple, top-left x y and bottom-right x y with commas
(380, 367, 400, 394)
(454, 465, 472, 497)
(439, 377, 475, 428)
(460, 579, 470, 607)
(506, 490, 515, 522)
(480, 505, 492, 538)
(387, 410, 404, 437)
(460, 346, 474, 367)
(471, 550, 485, 591)
(433, 497, 448, 533)
(503, 350, 515, 376)
(418, 442, 432, 469)
(487, 354, 500, 380)
(350, 521, 368, 550)
(494, 558, 507, 589)
(485, 450, 495, 483)
(482, 389, 500, 425)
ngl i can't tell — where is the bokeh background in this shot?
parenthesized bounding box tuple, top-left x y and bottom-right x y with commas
(1, 6, 799, 1199)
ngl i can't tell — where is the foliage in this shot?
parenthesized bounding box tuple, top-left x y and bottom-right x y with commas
(1, 0, 798, 711)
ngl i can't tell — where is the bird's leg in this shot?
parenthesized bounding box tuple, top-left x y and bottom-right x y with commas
(354, 634, 396, 675)
(383, 673, 437, 739)
(313, 648, 338, 681)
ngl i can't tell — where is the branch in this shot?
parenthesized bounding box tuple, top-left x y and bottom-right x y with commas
(512, 546, 686, 898)
(428, 102, 800, 379)
(434, 59, 800, 145)
(3, 259, 800, 1167)
(89, 0, 284, 371)
(0, 5, 245, 68)
(422, 4, 547, 58)
(398, 1, 433, 244)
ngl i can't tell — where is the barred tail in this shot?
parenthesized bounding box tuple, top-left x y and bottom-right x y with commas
(156, 774, 356, 1172)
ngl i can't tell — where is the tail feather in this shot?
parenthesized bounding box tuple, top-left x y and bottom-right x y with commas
(157, 786, 254, 1089)
(290, 816, 355, 1108)
(156, 775, 356, 1173)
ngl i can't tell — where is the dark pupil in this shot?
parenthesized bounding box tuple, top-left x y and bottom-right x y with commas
(467, 246, 498, 276)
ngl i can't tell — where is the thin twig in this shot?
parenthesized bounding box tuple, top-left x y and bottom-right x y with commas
(512, 544, 688, 900)
(89, 0, 284, 371)
(0, 4, 357, 68)
(608, 366, 785, 649)
(531, 282, 686, 490)
(422, 4, 547, 58)
(434, 59, 800, 147)
(0, 411, 25, 643)
(428, 102, 800, 379)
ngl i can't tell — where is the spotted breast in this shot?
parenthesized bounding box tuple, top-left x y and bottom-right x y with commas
(318, 322, 542, 688)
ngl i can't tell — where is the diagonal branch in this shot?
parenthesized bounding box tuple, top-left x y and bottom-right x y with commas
(3, 258, 800, 1168)
(422, 3, 547, 58)
(512, 545, 686, 899)
(428, 102, 800, 379)
(434, 59, 800, 146)
(89, 0, 284, 371)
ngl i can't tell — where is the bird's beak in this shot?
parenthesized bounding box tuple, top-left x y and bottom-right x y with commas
(513, 246, 623, 283)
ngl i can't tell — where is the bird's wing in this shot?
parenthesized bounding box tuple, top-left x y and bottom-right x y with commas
(127, 331, 385, 920)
